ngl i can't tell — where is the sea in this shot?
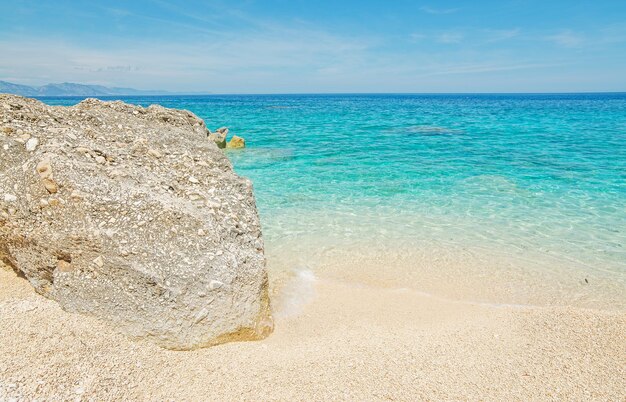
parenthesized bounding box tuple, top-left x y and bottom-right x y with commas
(41, 93, 626, 309)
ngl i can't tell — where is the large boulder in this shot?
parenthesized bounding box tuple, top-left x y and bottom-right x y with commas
(0, 95, 272, 349)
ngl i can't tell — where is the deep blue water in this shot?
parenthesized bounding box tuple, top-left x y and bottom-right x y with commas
(41, 94, 626, 275)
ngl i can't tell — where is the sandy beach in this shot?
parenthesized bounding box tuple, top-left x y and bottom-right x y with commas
(2, 0, 626, 399)
(1, 260, 624, 401)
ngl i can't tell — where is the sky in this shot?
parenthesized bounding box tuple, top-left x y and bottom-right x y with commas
(1, 0, 626, 93)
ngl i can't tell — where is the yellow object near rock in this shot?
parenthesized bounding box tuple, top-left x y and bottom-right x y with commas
(227, 135, 245, 149)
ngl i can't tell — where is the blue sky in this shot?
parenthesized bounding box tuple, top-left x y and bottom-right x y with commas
(1, 0, 626, 93)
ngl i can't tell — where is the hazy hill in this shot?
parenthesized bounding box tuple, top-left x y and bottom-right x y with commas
(0, 80, 167, 96)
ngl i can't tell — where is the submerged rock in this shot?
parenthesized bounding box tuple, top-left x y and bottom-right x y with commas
(0, 94, 272, 349)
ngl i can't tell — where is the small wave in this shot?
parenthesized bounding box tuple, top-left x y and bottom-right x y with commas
(273, 269, 316, 319)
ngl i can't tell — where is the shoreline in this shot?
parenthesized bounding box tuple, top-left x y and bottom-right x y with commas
(265, 239, 626, 313)
(2, 260, 625, 400)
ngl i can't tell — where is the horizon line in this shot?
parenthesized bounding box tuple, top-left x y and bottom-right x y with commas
(23, 90, 626, 97)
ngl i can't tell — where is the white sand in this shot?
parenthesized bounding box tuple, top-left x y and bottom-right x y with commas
(1, 263, 624, 401)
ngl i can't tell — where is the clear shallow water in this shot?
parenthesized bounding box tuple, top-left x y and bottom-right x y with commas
(43, 94, 626, 291)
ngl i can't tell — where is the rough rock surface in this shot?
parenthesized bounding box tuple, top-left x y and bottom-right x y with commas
(0, 94, 272, 349)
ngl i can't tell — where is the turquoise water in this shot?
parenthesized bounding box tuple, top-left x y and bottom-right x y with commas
(43, 94, 626, 283)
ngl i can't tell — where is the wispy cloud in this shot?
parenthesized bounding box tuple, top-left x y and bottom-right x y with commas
(423, 62, 563, 76)
(420, 6, 460, 15)
(437, 32, 464, 44)
(409, 33, 427, 42)
(546, 30, 585, 48)
(103, 7, 132, 18)
(597, 24, 626, 44)
(0, 27, 372, 92)
(409, 28, 521, 45)
(74, 65, 138, 73)
(1, 2, 624, 93)
(483, 28, 521, 42)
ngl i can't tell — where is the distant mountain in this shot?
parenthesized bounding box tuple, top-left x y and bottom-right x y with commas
(0, 80, 168, 96)
(0, 81, 39, 96)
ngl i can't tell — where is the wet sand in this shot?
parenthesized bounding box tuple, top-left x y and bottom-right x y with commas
(1, 262, 624, 401)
